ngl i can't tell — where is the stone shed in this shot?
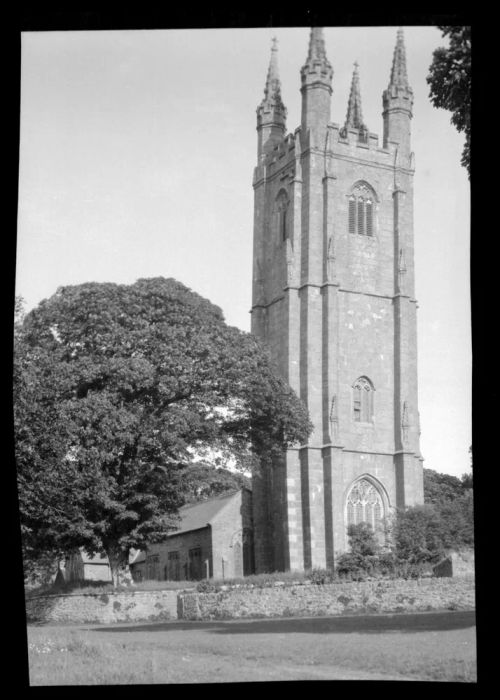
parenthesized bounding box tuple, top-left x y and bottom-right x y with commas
(131, 488, 254, 582)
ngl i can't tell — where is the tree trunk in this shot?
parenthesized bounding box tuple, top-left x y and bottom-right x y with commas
(107, 548, 134, 588)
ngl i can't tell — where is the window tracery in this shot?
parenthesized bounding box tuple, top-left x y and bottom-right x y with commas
(347, 182, 376, 237)
(346, 478, 384, 532)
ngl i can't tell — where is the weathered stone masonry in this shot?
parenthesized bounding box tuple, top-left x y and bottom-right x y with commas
(179, 578, 475, 621)
(25, 578, 475, 624)
(251, 28, 424, 573)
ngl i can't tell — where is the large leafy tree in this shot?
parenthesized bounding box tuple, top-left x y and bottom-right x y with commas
(14, 278, 312, 585)
(14, 297, 83, 580)
(427, 26, 471, 177)
(423, 468, 474, 549)
(393, 504, 448, 564)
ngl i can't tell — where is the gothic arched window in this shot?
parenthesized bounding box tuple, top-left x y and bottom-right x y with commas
(346, 478, 385, 534)
(275, 190, 290, 242)
(347, 182, 376, 237)
(352, 376, 374, 422)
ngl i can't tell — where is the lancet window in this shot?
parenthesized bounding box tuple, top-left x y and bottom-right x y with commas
(352, 376, 374, 422)
(275, 190, 290, 242)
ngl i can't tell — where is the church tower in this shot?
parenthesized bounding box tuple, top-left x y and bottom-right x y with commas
(251, 28, 424, 573)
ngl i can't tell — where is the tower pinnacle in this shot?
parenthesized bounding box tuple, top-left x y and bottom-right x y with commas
(389, 27, 410, 89)
(382, 27, 413, 153)
(256, 37, 287, 159)
(300, 27, 333, 146)
(343, 61, 367, 133)
(258, 36, 287, 120)
(263, 37, 283, 105)
(301, 27, 333, 86)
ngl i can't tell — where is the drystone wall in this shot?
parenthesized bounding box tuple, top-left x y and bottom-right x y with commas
(26, 589, 181, 624)
(178, 578, 476, 621)
(26, 578, 475, 624)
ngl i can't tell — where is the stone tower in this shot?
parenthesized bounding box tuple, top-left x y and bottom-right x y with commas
(251, 28, 424, 573)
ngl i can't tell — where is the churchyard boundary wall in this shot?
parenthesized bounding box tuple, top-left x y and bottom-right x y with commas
(26, 577, 475, 624)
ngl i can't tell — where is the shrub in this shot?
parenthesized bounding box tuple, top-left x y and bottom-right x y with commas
(195, 580, 216, 593)
(334, 523, 382, 580)
(376, 551, 398, 577)
(347, 522, 380, 556)
(336, 553, 381, 581)
(306, 568, 336, 585)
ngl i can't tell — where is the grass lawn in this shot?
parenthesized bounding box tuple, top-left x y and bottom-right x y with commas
(27, 610, 476, 684)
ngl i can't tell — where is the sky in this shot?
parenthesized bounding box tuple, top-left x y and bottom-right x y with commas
(17, 26, 471, 477)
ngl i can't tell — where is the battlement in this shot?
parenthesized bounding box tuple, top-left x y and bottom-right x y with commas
(254, 120, 402, 188)
(328, 122, 400, 160)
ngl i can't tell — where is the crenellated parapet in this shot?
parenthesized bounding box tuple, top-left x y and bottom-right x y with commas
(324, 123, 411, 175)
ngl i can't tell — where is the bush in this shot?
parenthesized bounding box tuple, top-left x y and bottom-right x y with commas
(336, 553, 382, 581)
(392, 560, 434, 580)
(332, 518, 441, 580)
(347, 522, 380, 556)
(376, 551, 398, 577)
(306, 568, 336, 585)
(195, 580, 216, 593)
(334, 523, 382, 580)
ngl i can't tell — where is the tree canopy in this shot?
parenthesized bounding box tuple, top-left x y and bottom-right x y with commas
(422, 468, 474, 551)
(180, 464, 251, 504)
(14, 278, 312, 585)
(427, 26, 471, 177)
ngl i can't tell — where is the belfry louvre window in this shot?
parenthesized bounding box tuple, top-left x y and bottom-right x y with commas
(348, 198, 356, 234)
(352, 376, 374, 422)
(348, 183, 375, 237)
(346, 479, 384, 533)
(366, 201, 373, 236)
(357, 199, 365, 235)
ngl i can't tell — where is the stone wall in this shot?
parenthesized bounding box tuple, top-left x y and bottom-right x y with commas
(26, 578, 475, 624)
(178, 578, 475, 621)
(26, 589, 182, 624)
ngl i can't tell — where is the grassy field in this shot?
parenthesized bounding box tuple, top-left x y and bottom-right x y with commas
(27, 611, 476, 684)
